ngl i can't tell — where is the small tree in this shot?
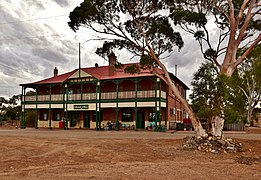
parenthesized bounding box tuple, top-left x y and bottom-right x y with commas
(238, 45, 261, 124)
(190, 63, 224, 121)
(190, 62, 246, 134)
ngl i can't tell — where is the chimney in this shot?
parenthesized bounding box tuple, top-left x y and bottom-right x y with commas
(175, 64, 177, 77)
(108, 52, 116, 76)
(54, 67, 58, 77)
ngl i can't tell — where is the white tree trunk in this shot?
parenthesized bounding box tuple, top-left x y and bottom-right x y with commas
(134, 14, 208, 138)
(247, 107, 254, 125)
(211, 116, 224, 137)
(150, 53, 208, 137)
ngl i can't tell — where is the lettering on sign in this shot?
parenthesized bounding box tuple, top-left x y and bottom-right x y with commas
(74, 105, 89, 109)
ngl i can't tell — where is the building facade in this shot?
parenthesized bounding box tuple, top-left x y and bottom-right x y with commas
(20, 54, 189, 130)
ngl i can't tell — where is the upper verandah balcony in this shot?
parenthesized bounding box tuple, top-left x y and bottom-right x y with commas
(24, 90, 167, 102)
(23, 78, 168, 103)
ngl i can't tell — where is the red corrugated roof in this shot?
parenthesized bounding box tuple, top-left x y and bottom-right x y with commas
(20, 69, 77, 86)
(20, 62, 189, 89)
(83, 63, 163, 80)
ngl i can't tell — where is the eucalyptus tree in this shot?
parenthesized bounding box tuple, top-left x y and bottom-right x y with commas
(238, 45, 261, 124)
(169, 0, 260, 136)
(68, 0, 207, 136)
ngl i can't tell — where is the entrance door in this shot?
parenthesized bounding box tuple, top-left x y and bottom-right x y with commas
(69, 112, 79, 127)
(137, 112, 145, 129)
(84, 112, 90, 128)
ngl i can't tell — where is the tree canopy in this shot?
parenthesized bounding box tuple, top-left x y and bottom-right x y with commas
(169, 0, 261, 76)
(68, 0, 184, 59)
(190, 62, 246, 124)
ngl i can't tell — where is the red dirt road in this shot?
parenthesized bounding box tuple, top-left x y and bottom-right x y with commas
(0, 128, 260, 179)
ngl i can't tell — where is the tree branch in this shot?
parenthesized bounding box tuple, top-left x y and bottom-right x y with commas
(234, 34, 261, 68)
(235, 0, 256, 48)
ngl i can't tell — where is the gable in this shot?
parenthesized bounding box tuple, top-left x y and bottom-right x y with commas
(68, 69, 93, 79)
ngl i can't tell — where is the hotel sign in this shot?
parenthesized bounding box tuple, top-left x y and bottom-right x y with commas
(74, 105, 89, 109)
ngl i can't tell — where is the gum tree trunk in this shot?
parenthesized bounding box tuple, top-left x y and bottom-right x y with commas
(210, 116, 224, 137)
(150, 52, 208, 137)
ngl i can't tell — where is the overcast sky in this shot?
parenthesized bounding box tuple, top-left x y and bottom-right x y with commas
(0, 0, 206, 99)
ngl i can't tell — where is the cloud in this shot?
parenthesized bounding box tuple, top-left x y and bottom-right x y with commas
(0, 0, 85, 97)
(0, 0, 209, 99)
(53, 0, 70, 7)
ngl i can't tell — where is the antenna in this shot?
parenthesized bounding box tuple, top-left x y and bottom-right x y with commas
(79, 43, 81, 78)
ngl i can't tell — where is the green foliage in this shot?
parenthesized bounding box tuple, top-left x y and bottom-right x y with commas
(238, 44, 261, 91)
(194, 30, 205, 40)
(224, 108, 245, 124)
(68, 0, 120, 32)
(0, 95, 21, 123)
(25, 110, 36, 127)
(68, 0, 184, 70)
(190, 62, 246, 123)
(5, 106, 20, 120)
(124, 64, 141, 74)
(168, 0, 260, 65)
(0, 97, 8, 104)
(190, 62, 221, 119)
(26, 91, 36, 96)
(204, 48, 218, 60)
(140, 54, 158, 69)
(171, 8, 207, 27)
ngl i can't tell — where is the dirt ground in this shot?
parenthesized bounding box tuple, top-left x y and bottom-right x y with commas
(0, 128, 260, 180)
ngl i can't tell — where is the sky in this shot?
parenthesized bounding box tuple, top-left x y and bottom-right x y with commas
(0, 0, 206, 99)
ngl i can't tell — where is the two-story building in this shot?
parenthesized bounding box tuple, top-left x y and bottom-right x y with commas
(20, 53, 189, 130)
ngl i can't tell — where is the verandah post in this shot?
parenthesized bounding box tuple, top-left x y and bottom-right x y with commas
(21, 86, 26, 129)
(116, 80, 119, 130)
(48, 85, 52, 129)
(64, 83, 68, 130)
(135, 78, 138, 129)
(95, 81, 100, 130)
(35, 86, 38, 129)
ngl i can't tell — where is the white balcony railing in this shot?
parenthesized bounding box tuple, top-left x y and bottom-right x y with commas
(24, 90, 166, 102)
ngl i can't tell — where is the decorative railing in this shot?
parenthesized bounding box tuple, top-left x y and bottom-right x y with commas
(24, 90, 167, 102)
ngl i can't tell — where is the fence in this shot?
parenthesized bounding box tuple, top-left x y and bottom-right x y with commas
(169, 122, 244, 131)
(223, 123, 244, 131)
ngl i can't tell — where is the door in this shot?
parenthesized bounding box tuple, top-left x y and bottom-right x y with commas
(69, 112, 79, 127)
(136, 112, 145, 129)
(84, 112, 90, 128)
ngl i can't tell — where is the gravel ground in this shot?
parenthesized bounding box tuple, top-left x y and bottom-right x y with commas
(0, 128, 260, 180)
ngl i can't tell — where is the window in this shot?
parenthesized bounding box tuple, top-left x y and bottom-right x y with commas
(53, 109, 61, 121)
(170, 108, 176, 116)
(92, 112, 103, 122)
(40, 110, 48, 121)
(68, 89, 73, 94)
(92, 112, 96, 122)
(122, 109, 133, 122)
(148, 110, 156, 122)
(122, 112, 133, 122)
